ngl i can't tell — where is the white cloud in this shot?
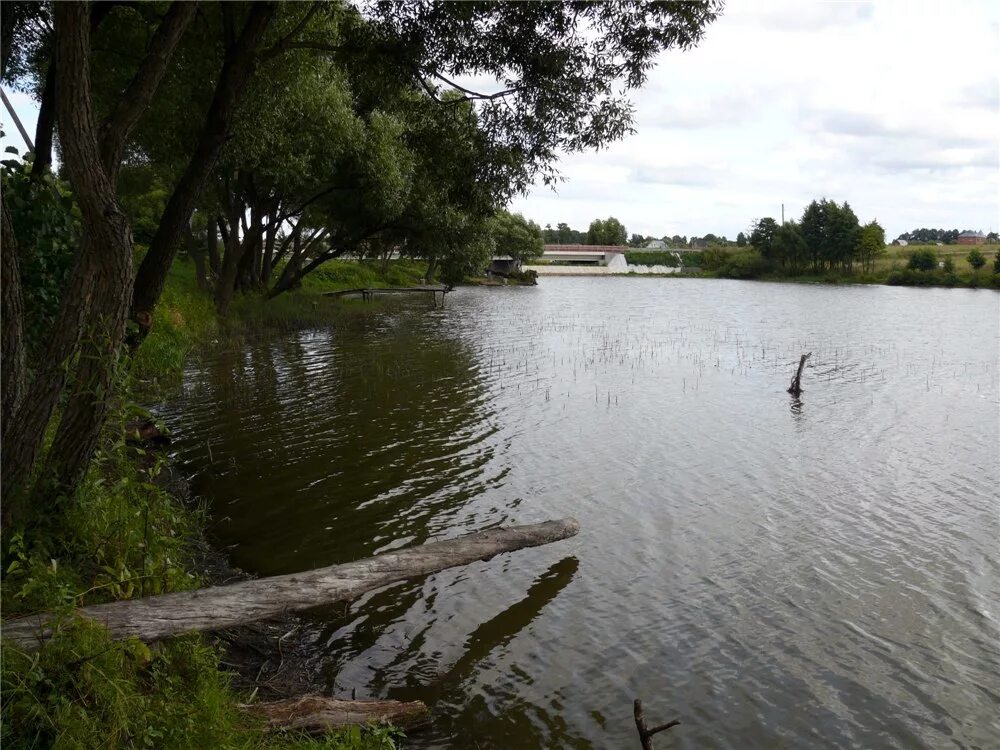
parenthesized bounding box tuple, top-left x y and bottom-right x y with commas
(510, 0, 1000, 239)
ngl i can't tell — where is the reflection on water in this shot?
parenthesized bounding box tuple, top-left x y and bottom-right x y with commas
(157, 278, 1000, 749)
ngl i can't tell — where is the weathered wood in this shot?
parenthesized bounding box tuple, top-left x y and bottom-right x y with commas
(248, 696, 431, 732)
(634, 699, 680, 750)
(787, 352, 812, 396)
(4, 518, 579, 651)
(324, 286, 450, 301)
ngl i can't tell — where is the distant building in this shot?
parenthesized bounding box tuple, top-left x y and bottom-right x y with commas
(644, 239, 667, 250)
(892, 239, 908, 246)
(957, 231, 986, 245)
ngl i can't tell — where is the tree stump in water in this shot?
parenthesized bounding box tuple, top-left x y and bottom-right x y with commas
(787, 352, 812, 396)
(633, 699, 680, 749)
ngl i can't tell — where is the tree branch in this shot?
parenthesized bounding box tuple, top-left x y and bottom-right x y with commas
(98, 0, 197, 175)
(260, 2, 322, 62)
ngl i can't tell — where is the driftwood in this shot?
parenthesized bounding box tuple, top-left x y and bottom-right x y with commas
(633, 699, 680, 750)
(787, 352, 812, 396)
(248, 695, 431, 732)
(3, 518, 579, 651)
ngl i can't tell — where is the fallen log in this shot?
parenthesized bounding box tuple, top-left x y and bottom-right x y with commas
(3, 518, 579, 652)
(248, 695, 431, 732)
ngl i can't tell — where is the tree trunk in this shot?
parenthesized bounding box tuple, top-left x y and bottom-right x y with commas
(214, 195, 249, 314)
(31, 61, 56, 179)
(130, 3, 276, 342)
(188, 228, 210, 291)
(31, 2, 137, 498)
(4, 518, 580, 650)
(209, 218, 223, 272)
(248, 696, 431, 732)
(1, 196, 26, 528)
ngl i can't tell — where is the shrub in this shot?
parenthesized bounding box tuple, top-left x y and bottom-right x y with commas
(942, 257, 955, 273)
(699, 246, 730, 271)
(906, 249, 937, 271)
(994, 253, 1000, 274)
(1, 153, 79, 357)
(967, 249, 986, 270)
(717, 250, 770, 279)
(624, 251, 679, 267)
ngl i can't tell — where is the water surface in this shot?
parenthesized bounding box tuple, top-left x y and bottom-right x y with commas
(158, 278, 1000, 748)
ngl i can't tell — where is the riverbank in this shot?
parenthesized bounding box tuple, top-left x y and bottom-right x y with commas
(1, 258, 434, 750)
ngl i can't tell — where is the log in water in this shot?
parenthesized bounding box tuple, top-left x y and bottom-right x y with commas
(3, 519, 579, 651)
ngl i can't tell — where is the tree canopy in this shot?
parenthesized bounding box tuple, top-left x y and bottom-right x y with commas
(1, 0, 724, 510)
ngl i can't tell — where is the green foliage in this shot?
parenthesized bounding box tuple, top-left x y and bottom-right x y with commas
(715, 249, 771, 279)
(699, 246, 730, 271)
(994, 253, 1000, 274)
(117, 166, 171, 245)
(2, 438, 199, 616)
(886, 268, 959, 287)
(625, 251, 679, 267)
(1, 153, 79, 356)
(749, 217, 778, 259)
(491, 211, 543, 262)
(586, 217, 627, 246)
(771, 221, 809, 271)
(800, 198, 861, 270)
(736, 231, 747, 247)
(967, 249, 986, 270)
(855, 220, 886, 273)
(942, 257, 955, 273)
(130, 258, 217, 391)
(907, 249, 938, 271)
(1, 623, 401, 750)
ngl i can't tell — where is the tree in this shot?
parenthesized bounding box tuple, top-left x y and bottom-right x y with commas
(907, 249, 937, 271)
(855, 220, 886, 274)
(587, 216, 627, 245)
(492, 211, 543, 262)
(736, 231, 746, 247)
(628, 233, 646, 247)
(749, 218, 778, 262)
(800, 198, 860, 272)
(771, 221, 809, 272)
(967, 249, 986, 270)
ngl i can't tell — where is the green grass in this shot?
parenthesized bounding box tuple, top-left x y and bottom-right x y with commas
(2, 259, 427, 749)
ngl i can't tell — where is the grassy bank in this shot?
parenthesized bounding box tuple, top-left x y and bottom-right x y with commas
(2, 259, 429, 749)
(636, 245, 1000, 289)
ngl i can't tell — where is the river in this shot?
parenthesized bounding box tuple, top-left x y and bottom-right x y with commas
(156, 277, 1000, 749)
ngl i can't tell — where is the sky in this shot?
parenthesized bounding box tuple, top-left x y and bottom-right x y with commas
(506, 0, 1000, 241)
(2, 1, 997, 242)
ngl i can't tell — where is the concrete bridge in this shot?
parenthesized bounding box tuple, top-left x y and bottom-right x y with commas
(540, 244, 627, 266)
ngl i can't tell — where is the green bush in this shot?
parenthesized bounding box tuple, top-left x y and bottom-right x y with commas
(906, 248, 938, 271)
(1, 153, 79, 357)
(624, 251, 679, 267)
(942, 257, 955, 273)
(886, 269, 959, 287)
(699, 247, 730, 271)
(967, 249, 986, 270)
(717, 250, 770, 279)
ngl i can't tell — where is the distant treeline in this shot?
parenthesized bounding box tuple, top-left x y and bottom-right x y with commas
(897, 228, 998, 244)
(542, 218, 745, 249)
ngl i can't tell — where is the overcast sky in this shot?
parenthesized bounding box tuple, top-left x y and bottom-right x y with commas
(509, 0, 1000, 241)
(2, 1, 997, 241)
